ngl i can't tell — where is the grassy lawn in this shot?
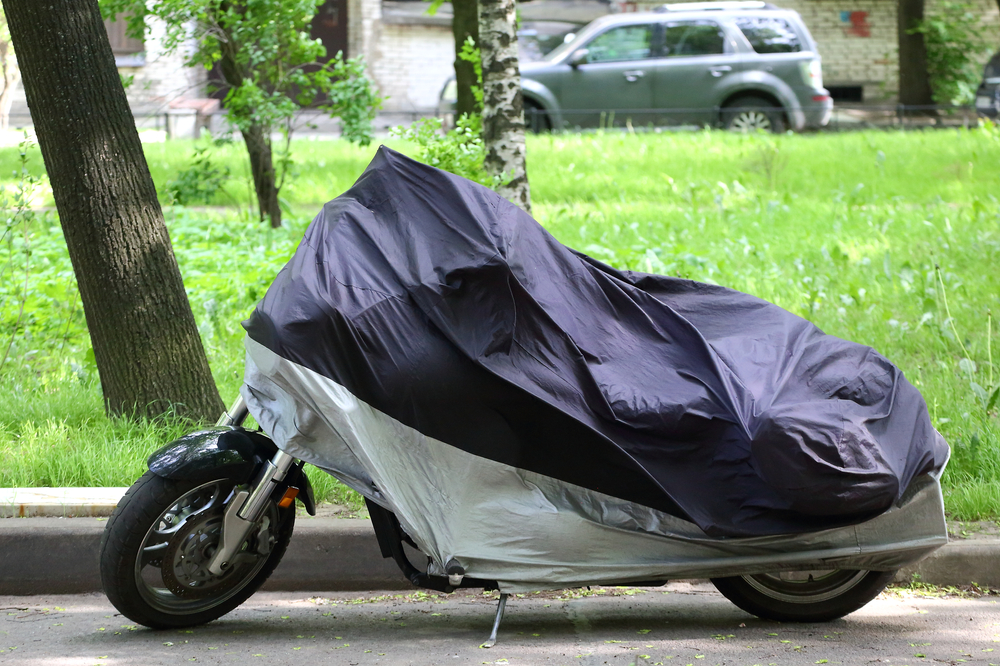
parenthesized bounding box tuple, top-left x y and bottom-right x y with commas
(1, 126, 998, 519)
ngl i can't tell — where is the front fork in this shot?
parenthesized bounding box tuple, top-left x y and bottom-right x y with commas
(208, 395, 297, 575)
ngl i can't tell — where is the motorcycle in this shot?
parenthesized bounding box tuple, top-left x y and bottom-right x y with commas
(99, 148, 950, 645)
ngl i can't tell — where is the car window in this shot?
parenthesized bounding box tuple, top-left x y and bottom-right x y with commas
(735, 17, 802, 53)
(585, 25, 654, 63)
(663, 21, 725, 57)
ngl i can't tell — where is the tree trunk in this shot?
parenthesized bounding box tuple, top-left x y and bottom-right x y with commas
(452, 0, 480, 118)
(243, 121, 282, 228)
(898, 0, 935, 110)
(2, 0, 225, 422)
(216, 30, 283, 228)
(478, 0, 531, 213)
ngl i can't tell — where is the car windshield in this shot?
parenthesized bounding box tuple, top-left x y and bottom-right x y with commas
(519, 21, 580, 62)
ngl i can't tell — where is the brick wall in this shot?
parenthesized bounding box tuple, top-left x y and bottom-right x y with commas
(368, 23, 455, 112)
(119, 17, 206, 112)
(778, 0, 1000, 100)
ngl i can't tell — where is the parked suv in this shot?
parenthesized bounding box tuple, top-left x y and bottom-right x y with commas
(442, 1, 832, 132)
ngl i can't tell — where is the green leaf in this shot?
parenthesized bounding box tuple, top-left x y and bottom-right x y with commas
(971, 381, 989, 406)
(987, 385, 1000, 412)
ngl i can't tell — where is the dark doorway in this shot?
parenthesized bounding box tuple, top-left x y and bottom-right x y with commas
(207, 0, 350, 103)
(313, 0, 349, 61)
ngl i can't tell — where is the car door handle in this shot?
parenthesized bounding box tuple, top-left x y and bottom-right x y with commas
(709, 65, 732, 77)
(623, 70, 645, 83)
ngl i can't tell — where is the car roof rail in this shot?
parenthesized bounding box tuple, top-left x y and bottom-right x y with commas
(655, 1, 779, 12)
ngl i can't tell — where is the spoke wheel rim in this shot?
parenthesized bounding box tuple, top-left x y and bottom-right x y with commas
(742, 570, 868, 604)
(730, 110, 772, 132)
(134, 479, 274, 615)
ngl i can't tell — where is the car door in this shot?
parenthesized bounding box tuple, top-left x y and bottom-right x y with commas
(558, 24, 658, 128)
(652, 20, 737, 126)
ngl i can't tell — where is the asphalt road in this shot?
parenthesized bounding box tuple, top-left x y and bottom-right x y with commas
(1, 582, 997, 666)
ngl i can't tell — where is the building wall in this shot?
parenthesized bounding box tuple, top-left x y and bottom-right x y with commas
(118, 17, 206, 113)
(369, 23, 455, 112)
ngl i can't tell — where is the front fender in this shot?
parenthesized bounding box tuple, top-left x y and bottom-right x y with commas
(521, 78, 564, 129)
(147, 427, 278, 485)
(147, 427, 316, 515)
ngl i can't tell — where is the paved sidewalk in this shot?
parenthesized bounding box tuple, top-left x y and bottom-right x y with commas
(1, 488, 998, 595)
(3, 584, 999, 666)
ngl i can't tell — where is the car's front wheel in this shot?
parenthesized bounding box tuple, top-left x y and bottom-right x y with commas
(722, 96, 787, 133)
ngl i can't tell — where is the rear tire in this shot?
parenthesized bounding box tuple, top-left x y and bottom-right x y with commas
(722, 96, 787, 134)
(100, 471, 294, 629)
(711, 569, 896, 622)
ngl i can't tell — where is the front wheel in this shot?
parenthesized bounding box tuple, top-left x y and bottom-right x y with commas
(100, 471, 294, 628)
(711, 569, 896, 622)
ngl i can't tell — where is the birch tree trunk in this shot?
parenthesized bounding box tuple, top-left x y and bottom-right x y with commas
(478, 0, 531, 213)
(2, 0, 225, 421)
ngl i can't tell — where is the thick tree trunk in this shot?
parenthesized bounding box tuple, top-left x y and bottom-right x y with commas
(898, 0, 935, 109)
(216, 33, 282, 227)
(478, 0, 531, 212)
(452, 0, 480, 118)
(3, 0, 225, 422)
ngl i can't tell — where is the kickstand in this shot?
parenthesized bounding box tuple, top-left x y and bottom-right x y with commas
(480, 593, 509, 648)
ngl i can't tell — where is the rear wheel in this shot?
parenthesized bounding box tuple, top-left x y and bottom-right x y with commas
(100, 471, 294, 628)
(722, 96, 787, 134)
(711, 569, 896, 622)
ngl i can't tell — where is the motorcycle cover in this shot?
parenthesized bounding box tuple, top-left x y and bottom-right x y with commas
(241, 147, 949, 588)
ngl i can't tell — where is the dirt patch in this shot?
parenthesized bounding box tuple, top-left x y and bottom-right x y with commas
(947, 518, 1000, 540)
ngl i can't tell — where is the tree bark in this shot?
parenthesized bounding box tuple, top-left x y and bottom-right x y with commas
(216, 30, 283, 228)
(478, 0, 531, 213)
(2, 0, 225, 421)
(452, 0, 480, 118)
(898, 0, 935, 109)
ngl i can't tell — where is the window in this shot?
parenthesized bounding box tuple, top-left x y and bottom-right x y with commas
(104, 15, 144, 57)
(663, 22, 725, 57)
(586, 26, 653, 63)
(735, 17, 801, 54)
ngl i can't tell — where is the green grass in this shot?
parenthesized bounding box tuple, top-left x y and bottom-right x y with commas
(2, 126, 999, 518)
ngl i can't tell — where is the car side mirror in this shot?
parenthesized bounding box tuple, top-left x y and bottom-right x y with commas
(569, 48, 589, 68)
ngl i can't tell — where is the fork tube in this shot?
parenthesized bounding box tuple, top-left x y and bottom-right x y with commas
(238, 450, 296, 522)
(216, 394, 249, 427)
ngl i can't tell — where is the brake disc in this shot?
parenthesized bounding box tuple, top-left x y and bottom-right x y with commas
(160, 512, 260, 599)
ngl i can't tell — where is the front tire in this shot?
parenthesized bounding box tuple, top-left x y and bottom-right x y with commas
(711, 569, 896, 622)
(100, 471, 294, 629)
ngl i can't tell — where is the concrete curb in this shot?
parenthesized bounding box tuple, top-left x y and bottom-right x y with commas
(1, 516, 997, 596)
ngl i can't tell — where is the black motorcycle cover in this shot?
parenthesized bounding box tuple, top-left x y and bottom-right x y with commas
(244, 146, 949, 537)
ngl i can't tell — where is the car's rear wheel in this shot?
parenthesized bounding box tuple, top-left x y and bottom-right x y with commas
(711, 569, 896, 622)
(722, 96, 787, 133)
